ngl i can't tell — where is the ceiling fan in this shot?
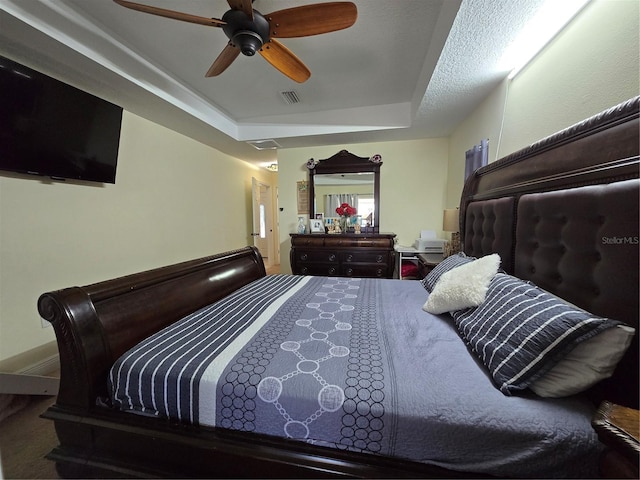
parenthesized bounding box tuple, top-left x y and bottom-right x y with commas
(113, 0, 357, 83)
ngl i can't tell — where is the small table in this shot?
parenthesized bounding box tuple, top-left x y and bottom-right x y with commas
(394, 246, 443, 280)
(418, 253, 443, 277)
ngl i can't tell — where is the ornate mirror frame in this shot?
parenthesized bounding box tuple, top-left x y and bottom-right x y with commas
(307, 150, 382, 233)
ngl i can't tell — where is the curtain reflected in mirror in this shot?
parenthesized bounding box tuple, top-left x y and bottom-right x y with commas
(313, 173, 375, 227)
(325, 194, 358, 216)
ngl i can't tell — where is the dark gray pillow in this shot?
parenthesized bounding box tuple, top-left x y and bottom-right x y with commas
(451, 273, 622, 395)
(420, 252, 474, 292)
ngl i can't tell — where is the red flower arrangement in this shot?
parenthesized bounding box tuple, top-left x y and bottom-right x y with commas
(336, 202, 357, 217)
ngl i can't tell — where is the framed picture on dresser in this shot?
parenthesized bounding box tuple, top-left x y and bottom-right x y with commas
(309, 219, 324, 233)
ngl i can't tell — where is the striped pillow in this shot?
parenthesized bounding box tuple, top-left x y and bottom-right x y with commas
(420, 252, 475, 292)
(451, 273, 622, 395)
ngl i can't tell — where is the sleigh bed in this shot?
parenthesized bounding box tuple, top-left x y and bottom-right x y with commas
(40, 97, 639, 478)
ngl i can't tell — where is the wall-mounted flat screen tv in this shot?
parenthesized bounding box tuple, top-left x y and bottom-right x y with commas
(0, 54, 123, 184)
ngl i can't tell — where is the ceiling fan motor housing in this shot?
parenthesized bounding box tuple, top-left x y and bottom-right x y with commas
(222, 9, 270, 56)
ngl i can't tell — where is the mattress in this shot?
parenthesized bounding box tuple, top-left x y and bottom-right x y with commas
(109, 274, 601, 478)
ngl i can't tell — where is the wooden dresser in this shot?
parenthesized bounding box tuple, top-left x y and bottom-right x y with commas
(290, 233, 396, 278)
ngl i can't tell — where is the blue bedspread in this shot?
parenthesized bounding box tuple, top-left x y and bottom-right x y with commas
(109, 275, 601, 478)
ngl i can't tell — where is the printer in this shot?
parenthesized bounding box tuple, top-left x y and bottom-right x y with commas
(414, 238, 445, 252)
(414, 230, 445, 253)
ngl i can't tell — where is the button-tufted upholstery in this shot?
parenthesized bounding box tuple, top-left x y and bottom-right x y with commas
(463, 197, 515, 273)
(515, 179, 639, 326)
(513, 179, 639, 408)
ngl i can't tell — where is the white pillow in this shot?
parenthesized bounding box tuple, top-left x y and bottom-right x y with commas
(423, 254, 500, 315)
(530, 324, 635, 397)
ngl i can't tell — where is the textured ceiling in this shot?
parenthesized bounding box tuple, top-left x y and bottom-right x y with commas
(0, 0, 562, 167)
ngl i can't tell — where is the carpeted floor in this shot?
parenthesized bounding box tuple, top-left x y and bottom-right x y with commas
(0, 394, 59, 479)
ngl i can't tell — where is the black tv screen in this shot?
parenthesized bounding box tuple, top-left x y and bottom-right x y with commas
(0, 55, 122, 184)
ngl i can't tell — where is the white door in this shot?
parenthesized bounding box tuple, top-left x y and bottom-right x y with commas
(251, 177, 273, 264)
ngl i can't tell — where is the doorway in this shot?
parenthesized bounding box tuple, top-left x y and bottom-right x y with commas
(251, 178, 278, 267)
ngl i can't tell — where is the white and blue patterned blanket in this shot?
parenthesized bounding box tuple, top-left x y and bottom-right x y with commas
(109, 275, 601, 478)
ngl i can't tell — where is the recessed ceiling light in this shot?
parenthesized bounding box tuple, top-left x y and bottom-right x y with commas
(246, 139, 281, 150)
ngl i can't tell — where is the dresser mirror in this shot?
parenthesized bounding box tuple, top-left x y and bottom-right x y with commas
(308, 150, 382, 233)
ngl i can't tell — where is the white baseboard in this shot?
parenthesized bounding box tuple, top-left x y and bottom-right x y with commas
(0, 372, 59, 396)
(0, 341, 59, 375)
(18, 353, 60, 376)
(0, 353, 60, 396)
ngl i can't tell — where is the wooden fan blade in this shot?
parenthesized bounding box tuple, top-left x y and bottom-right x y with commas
(266, 2, 357, 38)
(113, 0, 225, 27)
(227, 0, 253, 20)
(259, 39, 311, 83)
(205, 43, 240, 77)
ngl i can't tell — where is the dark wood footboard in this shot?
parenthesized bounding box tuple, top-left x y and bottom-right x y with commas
(38, 246, 266, 413)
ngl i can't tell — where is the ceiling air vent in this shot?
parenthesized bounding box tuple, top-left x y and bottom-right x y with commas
(280, 90, 301, 105)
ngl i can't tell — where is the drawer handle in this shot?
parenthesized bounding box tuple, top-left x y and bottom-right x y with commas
(346, 254, 353, 262)
(328, 267, 336, 275)
(328, 254, 336, 262)
(301, 254, 308, 261)
(376, 269, 383, 276)
(376, 255, 383, 263)
(301, 267, 308, 274)
(346, 268, 353, 276)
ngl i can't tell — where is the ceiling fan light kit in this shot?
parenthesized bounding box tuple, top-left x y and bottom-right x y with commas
(113, 0, 357, 83)
(232, 30, 263, 56)
(222, 8, 269, 56)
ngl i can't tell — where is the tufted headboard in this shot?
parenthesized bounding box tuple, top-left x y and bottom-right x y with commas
(460, 97, 639, 408)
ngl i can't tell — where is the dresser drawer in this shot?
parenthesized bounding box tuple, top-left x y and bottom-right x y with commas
(324, 237, 394, 248)
(340, 264, 389, 278)
(291, 236, 325, 247)
(296, 263, 340, 276)
(341, 251, 389, 264)
(294, 250, 339, 263)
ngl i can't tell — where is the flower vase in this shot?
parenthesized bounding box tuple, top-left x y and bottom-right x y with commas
(339, 216, 348, 233)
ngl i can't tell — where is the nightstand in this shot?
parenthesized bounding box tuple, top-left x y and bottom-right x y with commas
(592, 401, 639, 478)
(418, 253, 443, 277)
(395, 246, 421, 279)
(394, 246, 443, 280)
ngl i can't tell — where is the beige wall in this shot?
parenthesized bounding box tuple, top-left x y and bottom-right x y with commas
(277, 139, 450, 274)
(0, 111, 277, 366)
(446, 0, 639, 207)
